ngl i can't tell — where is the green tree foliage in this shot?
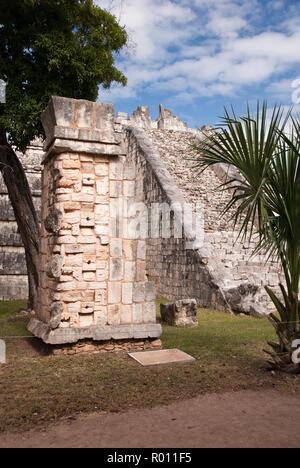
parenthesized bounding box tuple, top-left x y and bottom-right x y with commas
(0, 0, 128, 151)
(0, 0, 128, 309)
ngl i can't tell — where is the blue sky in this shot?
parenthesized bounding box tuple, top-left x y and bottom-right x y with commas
(97, 0, 300, 128)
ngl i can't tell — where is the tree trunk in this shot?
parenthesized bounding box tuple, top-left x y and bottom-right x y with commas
(0, 128, 40, 311)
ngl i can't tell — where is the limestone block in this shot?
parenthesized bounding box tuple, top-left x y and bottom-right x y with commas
(133, 304, 143, 323)
(59, 275, 74, 283)
(95, 102, 115, 130)
(122, 283, 133, 305)
(79, 314, 94, 328)
(82, 262, 96, 272)
(57, 235, 77, 244)
(95, 225, 109, 237)
(144, 302, 156, 324)
(133, 282, 145, 303)
(83, 174, 95, 186)
(123, 181, 135, 197)
(95, 203, 109, 216)
(108, 282, 121, 304)
(110, 160, 123, 180)
(124, 163, 136, 180)
(81, 302, 94, 314)
(89, 282, 107, 290)
(64, 202, 81, 212)
(120, 305, 132, 325)
(110, 180, 123, 198)
(81, 212, 95, 227)
(145, 282, 156, 302)
(137, 240, 146, 260)
(71, 191, 94, 202)
(65, 211, 81, 224)
(55, 281, 76, 292)
(83, 272, 96, 281)
(75, 100, 93, 127)
(68, 302, 81, 314)
(160, 299, 198, 327)
(71, 224, 80, 236)
(63, 159, 81, 169)
(0, 223, 22, 247)
(110, 238, 122, 258)
(110, 258, 123, 281)
(65, 243, 83, 254)
(62, 169, 81, 180)
(95, 164, 109, 177)
(125, 261, 136, 281)
(136, 260, 146, 281)
(96, 268, 109, 281)
(78, 236, 97, 244)
(94, 306, 107, 326)
(95, 289, 107, 305)
(62, 266, 73, 274)
(108, 305, 120, 326)
(0, 251, 27, 275)
(63, 292, 82, 303)
(96, 260, 109, 270)
(96, 179, 109, 195)
(123, 239, 137, 260)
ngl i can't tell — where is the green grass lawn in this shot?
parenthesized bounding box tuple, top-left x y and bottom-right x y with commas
(0, 300, 30, 337)
(0, 299, 299, 434)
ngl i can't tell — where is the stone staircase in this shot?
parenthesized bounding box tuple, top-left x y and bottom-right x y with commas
(146, 128, 283, 314)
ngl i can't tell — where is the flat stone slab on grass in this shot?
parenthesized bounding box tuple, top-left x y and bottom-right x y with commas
(128, 349, 195, 367)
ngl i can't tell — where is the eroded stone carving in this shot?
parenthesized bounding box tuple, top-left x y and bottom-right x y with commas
(46, 255, 64, 279)
(45, 208, 63, 234)
(50, 302, 64, 330)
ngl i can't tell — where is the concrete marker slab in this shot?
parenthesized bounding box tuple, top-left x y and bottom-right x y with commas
(128, 349, 195, 367)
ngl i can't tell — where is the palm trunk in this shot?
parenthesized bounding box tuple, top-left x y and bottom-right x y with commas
(0, 128, 40, 311)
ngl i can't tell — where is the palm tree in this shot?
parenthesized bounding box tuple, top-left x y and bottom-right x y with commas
(193, 102, 300, 373)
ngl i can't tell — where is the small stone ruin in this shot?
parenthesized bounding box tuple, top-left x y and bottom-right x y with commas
(160, 299, 198, 327)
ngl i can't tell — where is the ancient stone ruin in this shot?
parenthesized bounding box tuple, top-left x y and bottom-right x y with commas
(160, 299, 198, 327)
(0, 98, 283, 348)
(28, 97, 162, 345)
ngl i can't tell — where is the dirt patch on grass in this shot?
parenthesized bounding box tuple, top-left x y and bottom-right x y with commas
(1, 389, 300, 448)
(1, 336, 300, 435)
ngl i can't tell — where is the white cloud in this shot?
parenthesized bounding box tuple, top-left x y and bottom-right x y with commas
(268, 78, 298, 101)
(206, 14, 248, 38)
(96, 0, 300, 106)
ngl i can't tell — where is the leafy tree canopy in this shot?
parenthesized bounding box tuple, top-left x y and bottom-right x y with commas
(0, 0, 128, 151)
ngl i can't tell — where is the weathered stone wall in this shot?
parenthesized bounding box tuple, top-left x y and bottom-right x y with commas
(0, 142, 44, 300)
(125, 126, 229, 312)
(146, 129, 282, 314)
(124, 124, 282, 315)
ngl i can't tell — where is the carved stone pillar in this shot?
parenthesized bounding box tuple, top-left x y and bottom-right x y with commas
(28, 96, 162, 345)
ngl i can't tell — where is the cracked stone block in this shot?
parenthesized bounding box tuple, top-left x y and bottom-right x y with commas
(160, 299, 198, 327)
